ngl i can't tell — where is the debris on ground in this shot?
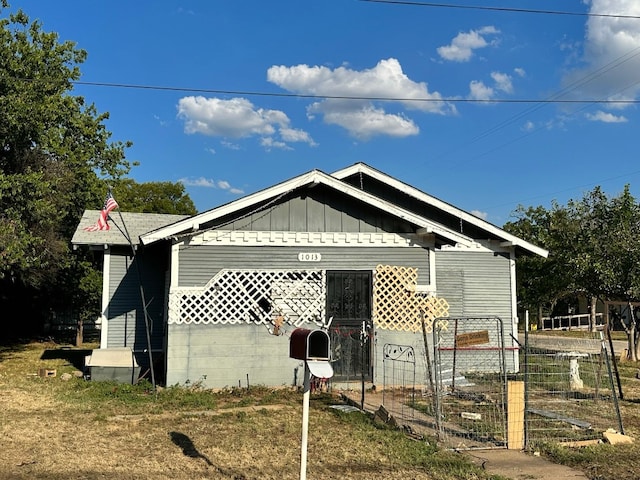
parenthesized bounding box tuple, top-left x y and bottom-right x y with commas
(603, 429, 634, 445)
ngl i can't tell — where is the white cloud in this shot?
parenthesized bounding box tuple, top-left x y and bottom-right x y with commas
(562, 0, 640, 105)
(491, 71, 513, 94)
(308, 101, 419, 140)
(205, 147, 216, 155)
(261, 137, 293, 151)
(179, 177, 215, 187)
(267, 58, 453, 139)
(514, 67, 526, 78)
(280, 127, 318, 146)
(176, 96, 315, 150)
(153, 115, 169, 127)
(179, 176, 245, 194)
(221, 140, 241, 150)
(471, 210, 488, 220)
(468, 71, 516, 101)
(437, 26, 500, 62)
(585, 110, 628, 123)
(468, 80, 494, 101)
(522, 120, 535, 131)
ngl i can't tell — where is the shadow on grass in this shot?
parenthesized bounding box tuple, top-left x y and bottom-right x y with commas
(41, 347, 93, 371)
(169, 431, 247, 479)
(169, 431, 214, 466)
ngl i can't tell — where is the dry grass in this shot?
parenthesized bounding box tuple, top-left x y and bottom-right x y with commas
(0, 342, 496, 480)
(4, 339, 640, 479)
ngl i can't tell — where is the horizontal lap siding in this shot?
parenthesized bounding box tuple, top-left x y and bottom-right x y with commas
(435, 250, 512, 320)
(177, 245, 430, 286)
(107, 252, 167, 367)
(435, 250, 516, 372)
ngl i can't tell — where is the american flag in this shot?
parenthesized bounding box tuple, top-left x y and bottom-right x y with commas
(84, 192, 119, 231)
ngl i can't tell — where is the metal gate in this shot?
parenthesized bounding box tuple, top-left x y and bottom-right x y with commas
(426, 317, 509, 449)
(382, 343, 417, 424)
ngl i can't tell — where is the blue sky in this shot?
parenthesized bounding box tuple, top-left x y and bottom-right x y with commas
(8, 1, 640, 226)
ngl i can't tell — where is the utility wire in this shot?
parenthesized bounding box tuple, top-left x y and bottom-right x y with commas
(360, 0, 640, 20)
(68, 80, 640, 104)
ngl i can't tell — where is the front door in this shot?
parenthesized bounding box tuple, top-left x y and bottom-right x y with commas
(326, 271, 372, 381)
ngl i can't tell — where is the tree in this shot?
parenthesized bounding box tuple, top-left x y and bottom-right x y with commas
(112, 179, 197, 215)
(0, 6, 131, 338)
(504, 203, 576, 328)
(506, 186, 640, 360)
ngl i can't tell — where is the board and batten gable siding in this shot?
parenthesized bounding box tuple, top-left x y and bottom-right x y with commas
(221, 186, 414, 234)
(106, 247, 169, 367)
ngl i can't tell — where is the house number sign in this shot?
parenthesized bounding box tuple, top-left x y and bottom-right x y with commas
(298, 252, 322, 262)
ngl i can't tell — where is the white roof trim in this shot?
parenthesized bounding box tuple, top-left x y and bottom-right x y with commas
(140, 169, 474, 247)
(140, 171, 317, 245)
(331, 163, 548, 258)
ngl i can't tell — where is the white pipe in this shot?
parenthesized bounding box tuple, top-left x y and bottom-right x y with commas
(300, 363, 310, 480)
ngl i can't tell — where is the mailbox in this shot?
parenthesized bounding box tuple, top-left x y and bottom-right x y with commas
(290, 328, 330, 361)
(290, 328, 333, 379)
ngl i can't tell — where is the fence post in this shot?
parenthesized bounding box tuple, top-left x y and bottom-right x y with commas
(507, 380, 525, 450)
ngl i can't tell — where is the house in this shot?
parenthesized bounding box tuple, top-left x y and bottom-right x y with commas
(72, 163, 547, 388)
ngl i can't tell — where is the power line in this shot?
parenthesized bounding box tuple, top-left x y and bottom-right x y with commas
(70, 80, 640, 104)
(360, 0, 640, 20)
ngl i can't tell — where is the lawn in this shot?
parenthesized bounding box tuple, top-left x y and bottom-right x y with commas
(2, 339, 640, 479)
(0, 341, 498, 480)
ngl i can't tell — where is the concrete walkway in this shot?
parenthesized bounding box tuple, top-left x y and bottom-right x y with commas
(464, 448, 589, 480)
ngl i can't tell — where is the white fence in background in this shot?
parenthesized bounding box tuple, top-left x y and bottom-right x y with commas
(540, 313, 604, 331)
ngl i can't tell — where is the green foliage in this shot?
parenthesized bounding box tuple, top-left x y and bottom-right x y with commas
(0, 6, 199, 338)
(505, 186, 640, 317)
(0, 6, 131, 336)
(112, 178, 197, 215)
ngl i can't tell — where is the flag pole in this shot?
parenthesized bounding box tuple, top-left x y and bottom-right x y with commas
(111, 206, 157, 394)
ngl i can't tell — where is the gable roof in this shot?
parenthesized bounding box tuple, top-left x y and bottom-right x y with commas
(139, 168, 475, 247)
(72, 210, 189, 247)
(138, 164, 547, 257)
(332, 163, 548, 258)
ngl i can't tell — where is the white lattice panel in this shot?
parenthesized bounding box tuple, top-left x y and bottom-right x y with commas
(169, 269, 326, 327)
(373, 264, 449, 333)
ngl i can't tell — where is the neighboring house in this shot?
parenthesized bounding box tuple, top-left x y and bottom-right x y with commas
(72, 163, 547, 388)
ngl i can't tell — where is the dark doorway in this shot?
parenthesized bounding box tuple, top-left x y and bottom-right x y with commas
(326, 271, 372, 381)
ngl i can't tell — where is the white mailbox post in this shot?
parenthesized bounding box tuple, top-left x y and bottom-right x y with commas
(290, 328, 333, 480)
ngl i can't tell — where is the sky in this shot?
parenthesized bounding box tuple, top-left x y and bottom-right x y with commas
(7, 0, 640, 226)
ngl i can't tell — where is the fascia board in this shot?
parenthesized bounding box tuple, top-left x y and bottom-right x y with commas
(332, 163, 548, 258)
(316, 171, 474, 246)
(141, 167, 473, 247)
(140, 171, 319, 245)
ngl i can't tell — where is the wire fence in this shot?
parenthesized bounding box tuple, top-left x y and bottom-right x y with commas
(522, 329, 623, 447)
(341, 318, 624, 451)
